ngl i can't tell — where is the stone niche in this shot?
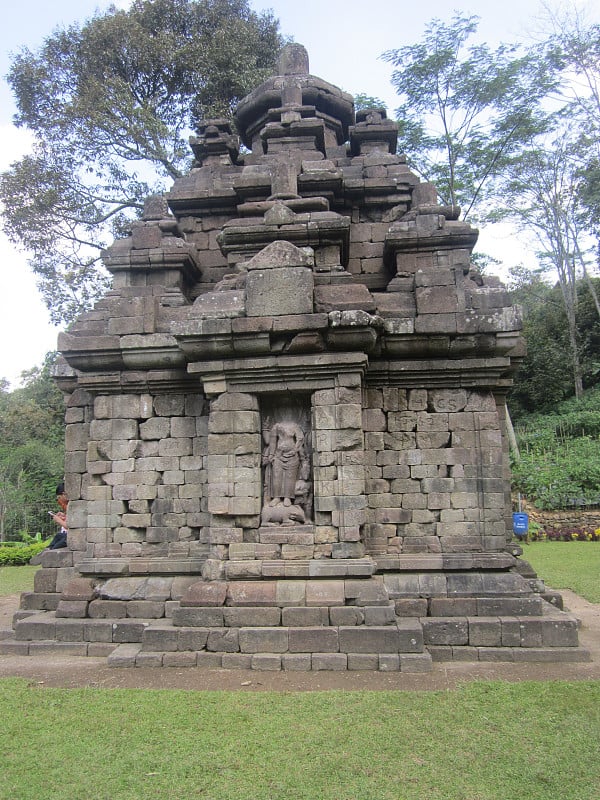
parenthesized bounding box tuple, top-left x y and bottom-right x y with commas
(7, 43, 588, 671)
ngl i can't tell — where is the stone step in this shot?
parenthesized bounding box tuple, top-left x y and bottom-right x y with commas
(0, 636, 116, 658)
(141, 619, 425, 656)
(13, 612, 155, 644)
(421, 614, 580, 649)
(108, 643, 434, 672)
(172, 603, 397, 628)
(425, 596, 545, 617)
(429, 645, 591, 663)
(19, 591, 60, 611)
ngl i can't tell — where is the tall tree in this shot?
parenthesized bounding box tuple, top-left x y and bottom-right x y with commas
(381, 13, 555, 220)
(496, 122, 597, 399)
(542, 9, 600, 305)
(508, 270, 600, 417)
(1, 0, 282, 324)
(0, 355, 65, 540)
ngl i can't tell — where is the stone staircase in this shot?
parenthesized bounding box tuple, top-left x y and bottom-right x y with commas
(1, 570, 590, 671)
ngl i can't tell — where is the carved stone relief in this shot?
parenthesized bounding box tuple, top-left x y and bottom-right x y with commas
(260, 397, 312, 526)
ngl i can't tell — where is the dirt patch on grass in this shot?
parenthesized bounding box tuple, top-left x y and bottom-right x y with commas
(1, 590, 598, 691)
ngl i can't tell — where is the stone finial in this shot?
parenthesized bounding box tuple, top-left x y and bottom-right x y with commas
(277, 43, 309, 76)
(189, 119, 239, 166)
(142, 194, 170, 221)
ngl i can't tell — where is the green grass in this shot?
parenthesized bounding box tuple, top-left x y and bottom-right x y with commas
(524, 542, 600, 603)
(0, 679, 598, 800)
(0, 564, 39, 596)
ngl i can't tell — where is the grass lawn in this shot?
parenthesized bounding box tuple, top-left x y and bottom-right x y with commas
(0, 679, 599, 800)
(524, 542, 600, 603)
(0, 564, 39, 596)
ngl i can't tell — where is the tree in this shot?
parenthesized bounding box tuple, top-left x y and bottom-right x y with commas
(541, 9, 600, 307)
(0, 355, 65, 540)
(508, 270, 600, 417)
(496, 120, 600, 399)
(1, 0, 282, 324)
(381, 13, 555, 220)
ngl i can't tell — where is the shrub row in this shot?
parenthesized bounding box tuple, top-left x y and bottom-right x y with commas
(0, 541, 48, 566)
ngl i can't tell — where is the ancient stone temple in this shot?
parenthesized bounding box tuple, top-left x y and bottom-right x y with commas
(7, 44, 588, 669)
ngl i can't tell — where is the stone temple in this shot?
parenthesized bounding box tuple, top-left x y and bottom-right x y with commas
(7, 44, 588, 670)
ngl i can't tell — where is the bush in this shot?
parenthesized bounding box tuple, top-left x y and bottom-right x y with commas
(511, 387, 600, 510)
(0, 540, 48, 565)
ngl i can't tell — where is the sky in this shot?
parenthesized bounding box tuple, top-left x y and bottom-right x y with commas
(0, 0, 598, 387)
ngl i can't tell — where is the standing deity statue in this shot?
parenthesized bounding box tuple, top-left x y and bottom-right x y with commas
(262, 421, 308, 508)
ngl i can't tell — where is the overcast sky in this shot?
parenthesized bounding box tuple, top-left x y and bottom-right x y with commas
(0, 0, 598, 387)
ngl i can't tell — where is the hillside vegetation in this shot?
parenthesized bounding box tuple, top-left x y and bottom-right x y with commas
(510, 386, 600, 510)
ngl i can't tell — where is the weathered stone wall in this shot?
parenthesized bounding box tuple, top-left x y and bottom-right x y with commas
(65, 390, 209, 565)
(526, 506, 600, 534)
(363, 387, 509, 555)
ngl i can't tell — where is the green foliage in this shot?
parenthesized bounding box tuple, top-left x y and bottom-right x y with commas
(0, 356, 65, 541)
(0, 541, 47, 566)
(509, 276, 600, 416)
(1, 0, 282, 323)
(511, 386, 600, 509)
(353, 93, 387, 112)
(381, 13, 555, 219)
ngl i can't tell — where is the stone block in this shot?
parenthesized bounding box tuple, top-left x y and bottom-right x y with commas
(312, 653, 348, 670)
(142, 626, 179, 652)
(181, 581, 227, 607)
(378, 654, 400, 671)
(207, 628, 240, 652)
(223, 608, 281, 627)
(34, 569, 57, 593)
(247, 267, 313, 316)
(281, 607, 329, 626)
(306, 580, 345, 607)
(468, 618, 502, 646)
(178, 628, 210, 651)
(227, 582, 277, 607)
(88, 600, 127, 619)
(221, 653, 252, 669)
(394, 599, 428, 617)
(338, 626, 402, 654)
(275, 580, 307, 607)
(251, 653, 282, 670)
(55, 601, 89, 619)
(541, 618, 579, 647)
(329, 606, 364, 626)
(196, 652, 223, 668)
(430, 598, 477, 617)
(55, 619, 84, 641)
(82, 620, 114, 642)
(239, 627, 289, 653)
(288, 627, 339, 653)
(347, 653, 378, 670)
(171, 607, 224, 627)
(344, 579, 389, 606)
(282, 653, 312, 671)
(422, 618, 469, 645)
(112, 620, 149, 643)
(477, 597, 542, 616)
(396, 651, 433, 671)
(127, 601, 165, 618)
(163, 652, 198, 667)
(500, 618, 521, 647)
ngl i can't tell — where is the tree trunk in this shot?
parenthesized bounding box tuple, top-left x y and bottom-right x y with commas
(505, 405, 520, 459)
